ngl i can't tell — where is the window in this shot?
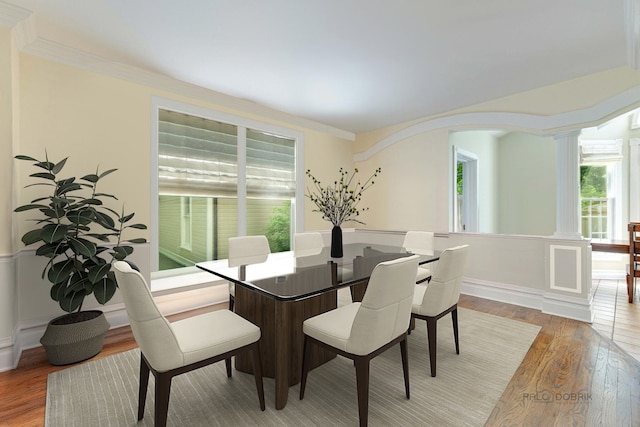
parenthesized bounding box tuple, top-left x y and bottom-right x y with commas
(151, 98, 304, 273)
(579, 139, 623, 241)
(180, 196, 192, 250)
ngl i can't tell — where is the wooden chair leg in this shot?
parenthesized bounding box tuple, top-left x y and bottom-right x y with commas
(225, 358, 232, 377)
(451, 308, 460, 354)
(426, 317, 437, 377)
(229, 294, 235, 311)
(299, 336, 312, 399)
(251, 343, 266, 411)
(154, 372, 172, 427)
(354, 356, 370, 427)
(138, 355, 150, 421)
(400, 337, 410, 399)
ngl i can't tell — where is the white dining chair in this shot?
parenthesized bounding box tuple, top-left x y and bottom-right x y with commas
(227, 235, 271, 311)
(299, 255, 419, 427)
(113, 261, 265, 427)
(294, 232, 324, 257)
(410, 244, 469, 377)
(402, 231, 435, 284)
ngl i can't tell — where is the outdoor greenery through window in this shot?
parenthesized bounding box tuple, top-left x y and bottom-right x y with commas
(157, 109, 296, 271)
(580, 165, 608, 239)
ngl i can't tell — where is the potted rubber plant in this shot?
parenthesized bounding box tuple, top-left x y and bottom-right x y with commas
(14, 153, 147, 365)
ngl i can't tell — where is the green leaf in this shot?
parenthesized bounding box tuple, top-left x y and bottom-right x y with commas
(93, 211, 116, 228)
(88, 263, 111, 284)
(93, 277, 117, 304)
(57, 181, 81, 196)
(50, 282, 64, 302)
(127, 223, 147, 230)
(35, 243, 61, 258)
(67, 271, 89, 293)
(48, 259, 75, 284)
(40, 207, 61, 219)
(98, 168, 117, 179)
(126, 238, 147, 244)
(59, 290, 85, 313)
(30, 172, 55, 180)
(35, 161, 55, 171)
(66, 209, 94, 226)
(41, 223, 69, 243)
(81, 174, 99, 183)
(14, 203, 48, 212)
(51, 157, 68, 174)
(78, 198, 103, 206)
(15, 154, 38, 162)
(120, 212, 135, 223)
(112, 245, 133, 260)
(21, 229, 43, 245)
(93, 192, 118, 200)
(69, 238, 97, 258)
(85, 233, 110, 242)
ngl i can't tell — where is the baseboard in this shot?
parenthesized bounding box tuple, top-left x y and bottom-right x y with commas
(461, 278, 544, 311)
(541, 292, 595, 323)
(0, 283, 228, 373)
(462, 278, 595, 323)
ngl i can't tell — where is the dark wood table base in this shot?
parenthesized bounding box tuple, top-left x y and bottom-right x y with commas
(234, 285, 338, 409)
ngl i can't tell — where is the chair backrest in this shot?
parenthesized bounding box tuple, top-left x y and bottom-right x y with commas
(402, 231, 435, 255)
(629, 222, 640, 265)
(294, 232, 324, 258)
(228, 235, 271, 268)
(416, 245, 469, 316)
(113, 261, 183, 371)
(347, 255, 419, 355)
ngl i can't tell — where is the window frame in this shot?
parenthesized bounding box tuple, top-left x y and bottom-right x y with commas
(150, 96, 305, 274)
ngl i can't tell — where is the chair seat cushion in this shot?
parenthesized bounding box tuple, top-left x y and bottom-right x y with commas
(303, 303, 361, 352)
(416, 266, 431, 283)
(171, 310, 260, 367)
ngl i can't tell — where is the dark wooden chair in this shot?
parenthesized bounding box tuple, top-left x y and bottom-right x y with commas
(113, 261, 265, 427)
(299, 255, 419, 427)
(410, 245, 469, 377)
(627, 223, 640, 303)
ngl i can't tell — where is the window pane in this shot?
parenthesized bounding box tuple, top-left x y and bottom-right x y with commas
(247, 199, 292, 252)
(156, 110, 297, 272)
(159, 195, 238, 269)
(159, 109, 238, 197)
(246, 128, 296, 198)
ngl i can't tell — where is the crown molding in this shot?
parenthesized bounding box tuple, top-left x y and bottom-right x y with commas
(354, 86, 640, 162)
(7, 10, 354, 141)
(0, 1, 31, 29)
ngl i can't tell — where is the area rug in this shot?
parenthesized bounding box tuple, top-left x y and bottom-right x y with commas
(45, 308, 540, 426)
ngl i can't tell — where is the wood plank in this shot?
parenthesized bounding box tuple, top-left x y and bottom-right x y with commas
(3, 293, 640, 426)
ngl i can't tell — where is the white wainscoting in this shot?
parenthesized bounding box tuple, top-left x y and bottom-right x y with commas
(0, 230, 596, 372)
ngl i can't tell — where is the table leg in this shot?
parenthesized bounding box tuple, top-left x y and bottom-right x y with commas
(274, 300, 290, 409)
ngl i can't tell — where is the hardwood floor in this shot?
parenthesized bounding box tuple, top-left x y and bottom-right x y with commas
(2, 289, 640, 426)
(592, 278, 640, 362)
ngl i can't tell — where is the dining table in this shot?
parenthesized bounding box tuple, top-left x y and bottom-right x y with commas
(196, 242, 440, 409)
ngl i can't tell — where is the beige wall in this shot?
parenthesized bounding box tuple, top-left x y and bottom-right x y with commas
(0, 28, 17, 340)
(10, 53, 354, 328)
(353, 67, 640, 237)
(356, 129, 451, 232)
(5, 27, 640, 366)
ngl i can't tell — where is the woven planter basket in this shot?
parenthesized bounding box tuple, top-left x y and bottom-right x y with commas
(40, 310, 110, 366)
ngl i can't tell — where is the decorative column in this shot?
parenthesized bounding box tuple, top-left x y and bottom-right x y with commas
(553, 130, 582, 239)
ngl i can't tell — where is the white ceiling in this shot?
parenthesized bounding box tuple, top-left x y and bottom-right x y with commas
(3, 0, 632, 134)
